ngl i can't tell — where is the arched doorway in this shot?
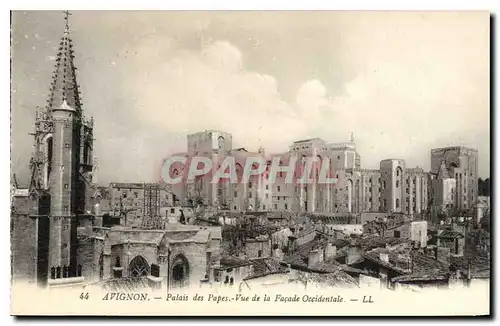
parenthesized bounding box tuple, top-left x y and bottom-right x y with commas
(170, 254, 190, 288)
(129, 255, 150, 277)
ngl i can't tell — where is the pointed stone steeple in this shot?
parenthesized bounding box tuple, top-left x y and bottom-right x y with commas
(46, 11, 82, 115)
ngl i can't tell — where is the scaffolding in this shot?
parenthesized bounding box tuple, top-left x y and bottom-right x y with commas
(141, 183, 164, 229)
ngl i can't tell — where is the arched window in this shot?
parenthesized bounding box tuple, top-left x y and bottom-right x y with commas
(396, 169, 400, 176)
(217, 136, 225, 149)
(129, 256, 150, 277)
(396, 198, 400, 208)
(235, 163, 243, 183)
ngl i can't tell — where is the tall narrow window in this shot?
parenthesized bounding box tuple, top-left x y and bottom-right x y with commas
(46, 137, 53, 186)
(83, 141, 89, 164)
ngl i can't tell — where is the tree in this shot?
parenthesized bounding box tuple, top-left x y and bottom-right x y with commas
(478, 177, 491, 196)
(480, 216, 490, 232)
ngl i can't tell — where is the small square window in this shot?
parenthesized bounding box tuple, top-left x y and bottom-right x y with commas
(65, 143, 70, 148)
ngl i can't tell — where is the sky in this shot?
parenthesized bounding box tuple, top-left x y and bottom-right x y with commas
(11, 11, 490, 185)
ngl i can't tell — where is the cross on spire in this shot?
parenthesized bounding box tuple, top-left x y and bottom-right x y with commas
(63, 10, 72, 33)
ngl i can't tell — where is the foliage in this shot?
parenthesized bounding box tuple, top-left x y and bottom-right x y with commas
(478, 177, 490, 196)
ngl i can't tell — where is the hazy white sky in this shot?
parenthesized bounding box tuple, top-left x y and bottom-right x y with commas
(11, 11, 490, 184)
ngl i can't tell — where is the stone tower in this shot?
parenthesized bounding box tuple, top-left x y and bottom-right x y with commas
(27, 12, 94, 284)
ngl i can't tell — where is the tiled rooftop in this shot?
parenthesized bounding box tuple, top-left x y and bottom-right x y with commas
(245, 257, 289, 280)
(219, 256, 253, 268)
(289, 269, 359, 288)
(354, 235, 410, 251)
(438, 230, 464, 239)
(94, 277, 151, 292)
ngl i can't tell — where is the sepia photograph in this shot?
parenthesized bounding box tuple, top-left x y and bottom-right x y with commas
(9, 9, 491, 316)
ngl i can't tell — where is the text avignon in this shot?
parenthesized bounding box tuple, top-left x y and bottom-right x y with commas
(102, 292, 149, 301)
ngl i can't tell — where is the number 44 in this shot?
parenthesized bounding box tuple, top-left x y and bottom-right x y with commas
(80, 292, 89, 300)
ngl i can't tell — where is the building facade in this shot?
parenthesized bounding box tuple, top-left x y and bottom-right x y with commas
(431, 146, 479, 211)
(170, 131, 434, 217)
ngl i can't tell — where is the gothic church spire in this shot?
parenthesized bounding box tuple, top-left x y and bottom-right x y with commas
(45, 11, 82, 115)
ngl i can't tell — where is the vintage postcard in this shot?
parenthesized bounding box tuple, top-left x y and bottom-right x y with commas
(10, 10, 490, 316)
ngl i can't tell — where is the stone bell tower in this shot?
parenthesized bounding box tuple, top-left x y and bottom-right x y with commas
(27, 11, 94, 284)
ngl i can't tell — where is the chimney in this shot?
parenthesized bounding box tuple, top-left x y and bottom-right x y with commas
(324, 243, 337, 260)
(346, 246, 361, 265)
(379, 252, 389, 263)
(308, 248, 322, 269)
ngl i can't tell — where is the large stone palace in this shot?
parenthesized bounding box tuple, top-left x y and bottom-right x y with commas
(167, 130, 479, 220)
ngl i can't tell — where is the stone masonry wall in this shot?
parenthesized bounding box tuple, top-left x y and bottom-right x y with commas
(11, 214, 38, 284)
